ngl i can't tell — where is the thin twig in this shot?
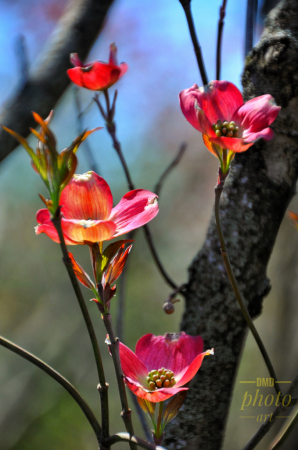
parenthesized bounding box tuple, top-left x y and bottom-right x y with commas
(51, 211, 109, 442)
(179, 1, 208, 85)
(245, 0, 258, 56)
(214, 186, 281, 396)
(94, 94, 178, 290)
(216, 0, 227, 80)
(74, 88, 99, 173)
(104, 432, 167, 450)
(0, 335, 101, 443)
(243, 373, 298, 450)
(103, 314, 138, 450)
(154, 143, 187, 197)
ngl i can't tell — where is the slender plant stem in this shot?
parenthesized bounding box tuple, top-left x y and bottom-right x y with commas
(243, 373, 298, 450)
(104, 432, 167, 450)
(214, 186, 281, 396)
(179, 2, 208, 85)
(0, 335, 101, 443)
(154, 143, 187, 197)
(94, 95, 177, 290)
(74, 87, 99, 174)
(51, 212, 109, 442)
(216, 0, 227, 80)
(103, 314, 137, 450)
(142, 224, 177, 289)
(108, 125, 134, 191)
(268, 404, 298, 450)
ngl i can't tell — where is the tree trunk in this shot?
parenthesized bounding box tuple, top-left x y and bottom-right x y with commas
(164, 0, 298, 448)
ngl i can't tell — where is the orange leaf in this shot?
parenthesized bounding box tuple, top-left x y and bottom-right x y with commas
(68, 252, 95, 290)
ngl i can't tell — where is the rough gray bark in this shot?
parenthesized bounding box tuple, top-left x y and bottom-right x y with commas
(164, 0, 298, 449)
(0, 0, 114, 163)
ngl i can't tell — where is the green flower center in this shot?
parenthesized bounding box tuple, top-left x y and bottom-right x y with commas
(213, 120, 239, 138)
(146, 368, 176, 390)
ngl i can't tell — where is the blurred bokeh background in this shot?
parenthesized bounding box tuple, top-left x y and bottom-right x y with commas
(0, 0, 297, 449)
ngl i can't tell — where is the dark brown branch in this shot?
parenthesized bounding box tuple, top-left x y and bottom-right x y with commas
(178, 1, 208, 85)
(165, 0, 298, 448)
(0, 0, 115, 163)
(154, 143, 187, 198)
(216, 0, 227, 80)
(74, 88, 99, 173)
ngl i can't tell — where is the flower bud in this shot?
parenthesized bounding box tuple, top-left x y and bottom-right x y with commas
(163, 302, 175, 314)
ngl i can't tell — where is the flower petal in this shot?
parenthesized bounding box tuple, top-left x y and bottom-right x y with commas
(35, 209, 77, 245)
(60, 172, 113, 221)
(124, 376, 188, 403)
(68, 252, 95, 289)
(135, 333, 204, 375)
(242, 127, 274, 142)
(209, 136, 254, 153)
(203, 134, 221, 158)
(179, 84, 214, 135)
(110, 190, 159, 237)
(234, 95, 280, 135)
(198, 80, 244, 124)
(62, 219, 116, 243)
(119, 342, 148, 384)
(67, 62, 126, 91)
(175, 349, 214, 387)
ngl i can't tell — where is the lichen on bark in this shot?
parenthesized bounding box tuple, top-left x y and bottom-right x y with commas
(164, 0, 298, 448)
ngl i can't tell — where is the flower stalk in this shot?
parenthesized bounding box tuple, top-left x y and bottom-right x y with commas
(103, 314, 137, 450)
(214, 180, 281, 396)
(51, 209, 110, 441)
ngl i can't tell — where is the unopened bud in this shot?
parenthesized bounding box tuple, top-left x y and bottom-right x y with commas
(156, 380, 162, 388)
(163, 302, 175, 314)
(227, 131, 233, 137)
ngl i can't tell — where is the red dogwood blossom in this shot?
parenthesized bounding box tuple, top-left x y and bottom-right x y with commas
(179, 80, 280, 172)
(35, 171, 158, 244)
(67, 43, 128, 91)
(119, 332, 213, 402)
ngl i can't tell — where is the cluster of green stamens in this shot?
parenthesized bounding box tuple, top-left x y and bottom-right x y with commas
(213, 120, 239, 138)
(147, 368, 176, 390)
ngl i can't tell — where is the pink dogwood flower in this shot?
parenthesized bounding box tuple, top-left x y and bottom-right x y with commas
(179, 80, 280, 173)
(35, 171, 158, 244)
(67, 43, 128, 91)
(119, 332, 213, 403)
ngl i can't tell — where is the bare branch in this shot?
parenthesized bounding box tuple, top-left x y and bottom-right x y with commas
(154, 143, 187, 198)
(0, 0, 114, 163)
